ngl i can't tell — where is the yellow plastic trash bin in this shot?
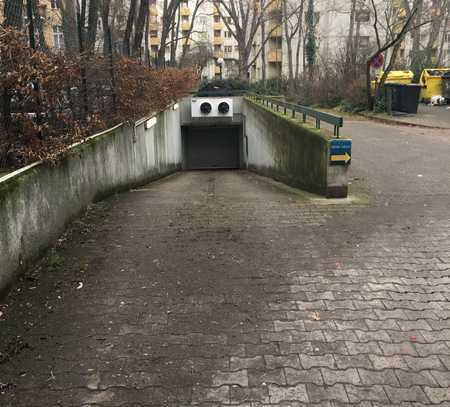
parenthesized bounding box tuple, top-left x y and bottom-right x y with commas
(419, 68, 450, 102)
(371, 70, 414, 92)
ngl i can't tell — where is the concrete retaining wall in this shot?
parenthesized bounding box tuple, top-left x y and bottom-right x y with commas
(0, 105, 181, 292)
(243, 98, 348, 198)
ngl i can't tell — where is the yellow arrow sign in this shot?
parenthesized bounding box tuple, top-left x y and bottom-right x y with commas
(330, 152, 351, 163)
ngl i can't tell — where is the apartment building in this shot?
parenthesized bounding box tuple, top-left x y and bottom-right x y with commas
(1, 0, 63, 51)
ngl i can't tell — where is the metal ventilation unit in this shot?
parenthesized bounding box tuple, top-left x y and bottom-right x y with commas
(191, 97, 234, 118)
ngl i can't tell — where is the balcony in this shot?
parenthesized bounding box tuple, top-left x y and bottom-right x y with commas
(149, 21, 161, 30)
(149, 5, 158, 16)
(180, 7, 190, 16)
(267, 0, 281, 11)
(214, 50, 224, 59)
(181, 21, 191, 31)
(150, 37, 161, 46)
(269, 24, 282, 37)
(213, 22, 224, 30)
(213, 37, 224, 45)
(268, 49, 282, 63)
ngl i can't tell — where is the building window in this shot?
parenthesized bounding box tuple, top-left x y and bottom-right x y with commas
(234, 45, 239, 52)
(214, 15, 221, 23)
(224, 31, 231, 38)
(224, 45, 232, 53)
(53, 25, 64, 50)
(150, 30, 158, 37)
(182, 30, 189, 37)
(214, 44, 222, 51)
(182, 15, 189, 22)
(214, 30, 221, 37)
(358, 36, 369, 48)
(150, 15, 158, 23)
(50, 0, 60, 9)
(356, 9, 370, 22)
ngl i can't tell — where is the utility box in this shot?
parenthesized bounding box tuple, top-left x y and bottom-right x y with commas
(191, 97, 234, 118)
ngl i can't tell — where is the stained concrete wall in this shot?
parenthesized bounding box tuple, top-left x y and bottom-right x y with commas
(243, 97, 349, 198)
(0, 105, 181, 292)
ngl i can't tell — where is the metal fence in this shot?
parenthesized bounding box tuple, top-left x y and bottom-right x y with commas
(247, 93, 344, 138)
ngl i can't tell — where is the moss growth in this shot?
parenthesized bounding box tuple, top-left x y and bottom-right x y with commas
(245, 97, 329, 196)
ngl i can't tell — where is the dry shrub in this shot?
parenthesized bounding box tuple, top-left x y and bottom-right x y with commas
(0, 27, 199, 168)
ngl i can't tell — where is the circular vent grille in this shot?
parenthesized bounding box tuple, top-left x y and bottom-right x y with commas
(218, 102, 230, 114)
(200, 102, 212, 114)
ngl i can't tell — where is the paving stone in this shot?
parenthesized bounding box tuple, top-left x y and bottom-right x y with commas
(192, 386, 230, 403)
(430, 370, 450, 387)
(213, 370, 249, 387)
(345, 384, 389, 403)
(345, 341, 382, 355)
(248, 368, 286, 387)
(423, 387, 450, 404)
(268, 384, 309, 403)
(274, 320, 306, 332)
(300, 354, 335, 369)
(414, 342, 450, 357)
(403, 356, 445, 371)
(230, 356, 265, 371)
(265, 355, 301, 369)
(230, 386, 270, 404)
(369, 355, 408, 370)
(284, 368, 323, 385)
(357, 368, 399, 386)
(384, 385, 429, 404)
(321, 368, 360, 385)
(306, 384, 348, 403)
(379, 341, 418, 356)
(335, 355, 373, 370)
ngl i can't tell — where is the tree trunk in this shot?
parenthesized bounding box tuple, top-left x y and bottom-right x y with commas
(61, 0, 80, 54)
(261, 17, 266, 84)
(346, 0, 356, 71)
(409, 0, 423, 75)
(86, 0, 100, 50)
(132, 0, 150, 58)
(123, 0, 137, 56)
(3, 0, 24, 28)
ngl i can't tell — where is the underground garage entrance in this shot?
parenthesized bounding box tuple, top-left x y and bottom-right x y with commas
(182, 125, 243, 170)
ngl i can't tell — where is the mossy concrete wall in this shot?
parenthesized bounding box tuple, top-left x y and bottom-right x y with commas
(0, 105, 181, 292)
(243, 98, 348, 197)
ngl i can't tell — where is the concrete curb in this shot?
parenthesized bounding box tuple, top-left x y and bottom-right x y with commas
(358, 112, 450, 130)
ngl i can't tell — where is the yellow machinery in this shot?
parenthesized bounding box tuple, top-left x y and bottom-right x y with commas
(371, 70, 414, 91)
(419, 68, 450, 102)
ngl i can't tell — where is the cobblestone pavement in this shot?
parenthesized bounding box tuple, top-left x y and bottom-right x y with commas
(0, 122, 450, 406)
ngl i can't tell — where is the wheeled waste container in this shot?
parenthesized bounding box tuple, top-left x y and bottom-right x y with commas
(385, 83, 422, 114)
(442, 72, 450, 101)
(419, 68, 450, 102)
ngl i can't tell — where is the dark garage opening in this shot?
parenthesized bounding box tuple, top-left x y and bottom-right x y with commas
(183, 125, 242, 170)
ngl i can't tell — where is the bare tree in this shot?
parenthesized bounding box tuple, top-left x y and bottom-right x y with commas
(366, 0, 418, 109)
(282, 0, 304, 90)
(156, 0, 180, 66)
(215, 0, 303, 80)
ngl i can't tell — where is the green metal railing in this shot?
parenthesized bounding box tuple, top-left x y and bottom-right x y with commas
(247, 93, 343, 138)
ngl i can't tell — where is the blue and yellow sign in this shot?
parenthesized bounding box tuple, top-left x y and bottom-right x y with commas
(330, 139, 352, 165)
